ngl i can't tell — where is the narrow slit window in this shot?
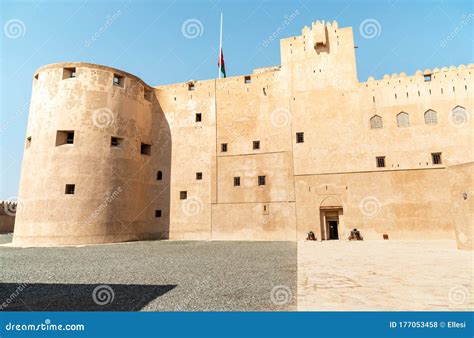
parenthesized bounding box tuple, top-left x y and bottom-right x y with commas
(140, 143, 151, 155)
(180, 191, 187, 200)
(296, 132, 304, 143)
(234, 177, 240, 186)
(376, 156, 386, 168)
(253, 140, 260, 150)
(65, 184, 75, 195)
(431, 152, 442, 165)
(258, 175, 266, 186)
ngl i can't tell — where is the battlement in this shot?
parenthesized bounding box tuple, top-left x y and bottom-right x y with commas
(0, 201, 17, 216)
(365, 63, 473, 83)
(302, 20, 339, 51)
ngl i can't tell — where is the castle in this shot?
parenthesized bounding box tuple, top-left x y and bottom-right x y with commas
(13, 21, 473, 248)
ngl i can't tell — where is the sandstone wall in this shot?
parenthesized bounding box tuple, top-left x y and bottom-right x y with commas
(447, 162, 473, 250)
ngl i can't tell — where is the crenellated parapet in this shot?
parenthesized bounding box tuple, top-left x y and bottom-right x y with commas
(0, 201, 16, 233)
(365, 63, 473, 82)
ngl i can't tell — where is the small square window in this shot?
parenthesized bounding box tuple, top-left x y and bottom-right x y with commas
(144, 88, 152, 101)
(66, 132, 74, 144)
(424, 74, 432, 82)
(234, 177, 241, 186)
(111, 136, 123, 147)
(180, 191, 187, 200)
(26, 136, 31, 148)
(65, 184, 75, 195)
(244, 75, 251, 84)
(188, 83, 195, 91)
(155, 210, 162, 218)
(195, 113, 202, 122)
(253, 141, 260, 150)
(431, 152, 442, 165)
(63, 67, 76, 79)
(196, 172, 202, 180)
(221, 143, 228, 152)
(140, 143, 151, 155)
(376, 156, 385, 168)
(296, 132, 304, 143)
(113, 74, 125, 87)
(56, 130, 74, 146)
(258, 175, 266, 186)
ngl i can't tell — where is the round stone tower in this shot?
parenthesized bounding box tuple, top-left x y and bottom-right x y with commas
(13, 62, 171, 246)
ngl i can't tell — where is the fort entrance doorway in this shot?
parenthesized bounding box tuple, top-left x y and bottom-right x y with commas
(327, 219, 339, 240)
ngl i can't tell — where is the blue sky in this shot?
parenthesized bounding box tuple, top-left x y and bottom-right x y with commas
(0, 0, 472, 199)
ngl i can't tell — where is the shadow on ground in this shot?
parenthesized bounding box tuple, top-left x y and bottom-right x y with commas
(0, 283, 176, 311)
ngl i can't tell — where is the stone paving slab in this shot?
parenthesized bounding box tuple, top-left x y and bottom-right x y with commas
(298, 240, 473, 311)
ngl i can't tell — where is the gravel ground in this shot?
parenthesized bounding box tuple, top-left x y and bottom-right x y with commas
(0, 235, 296, 311)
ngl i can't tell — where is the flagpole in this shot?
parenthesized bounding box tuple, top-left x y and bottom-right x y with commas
(218, 12, 223, 79)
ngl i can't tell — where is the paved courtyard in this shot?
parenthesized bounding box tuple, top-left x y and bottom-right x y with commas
(0, 235, 296, 311)
(1, 235, 472, 312)
(298, 240, 473, 311)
